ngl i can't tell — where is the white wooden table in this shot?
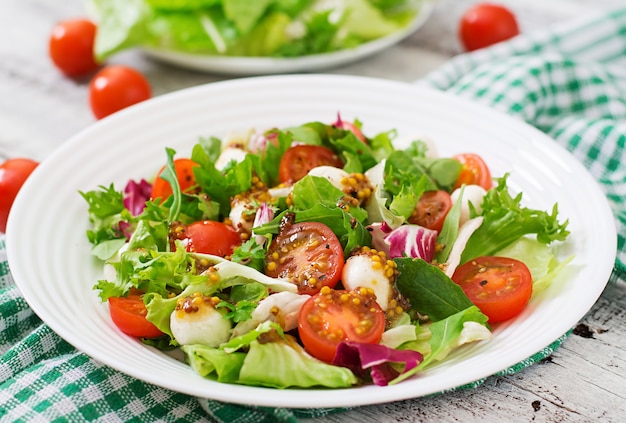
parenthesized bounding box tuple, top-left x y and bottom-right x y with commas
(2, 1, 625, 422)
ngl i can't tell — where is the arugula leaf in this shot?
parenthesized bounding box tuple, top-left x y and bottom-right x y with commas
(434, 185, 464, 264)
(391, 306, 489, 384)
(394, 258, 475, 321)
(461, 174, 570, 263)
(160, 148, 183, 222)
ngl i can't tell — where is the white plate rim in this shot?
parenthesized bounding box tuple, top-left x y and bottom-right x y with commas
(6, 74, 617, 409)
(141, 1, 434, 75)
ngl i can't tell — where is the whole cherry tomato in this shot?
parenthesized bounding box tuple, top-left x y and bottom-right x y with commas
(0, 158, 39, 233)
(49, 18, 100, 77)
(278, 145, 343, 184)
(89, 65, 152, 119)
(459, 3, 520, 51)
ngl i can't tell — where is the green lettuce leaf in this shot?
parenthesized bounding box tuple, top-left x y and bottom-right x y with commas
(461, 174, 570, 263)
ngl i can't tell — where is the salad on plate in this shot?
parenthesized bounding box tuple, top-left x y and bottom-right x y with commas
(88, 0, 426, 61)
(81, 114, 571, 389)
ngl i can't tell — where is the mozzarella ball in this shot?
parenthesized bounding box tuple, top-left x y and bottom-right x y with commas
(307, 166, 349, 190)
(215, 147, 248, 170)
(232, 292, 310, 337)
(342, 255, 392, 311)
(170, 296, 232, 347)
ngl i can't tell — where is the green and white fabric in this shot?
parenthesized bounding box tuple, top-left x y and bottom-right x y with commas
(1, 7, 625, 422)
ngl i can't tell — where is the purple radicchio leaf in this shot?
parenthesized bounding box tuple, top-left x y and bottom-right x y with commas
(116, 220, 133, 240)
(123, 179, 152, 216)
(332, 341, 423, 386)
(384, 224, 437, 262)
(367, 222, 393, 254)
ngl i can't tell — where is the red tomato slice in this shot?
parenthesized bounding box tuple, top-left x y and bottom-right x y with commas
(459, 3, 520, 52)
(181, 220, 241, 257)
(278, 145, 343, 184)
(265, 222, 344, 295)
(408, 190, 452, 233)
(0, 158, 39, 233)
(298, 287, 385, 362)
(89, 65, 151, 119)
(453, 153, 493, 191)
(49, 18, 100, 77)
(452, 256, 533, 323)
(150, 158, 199, 202)
(108, 295, 164, 338)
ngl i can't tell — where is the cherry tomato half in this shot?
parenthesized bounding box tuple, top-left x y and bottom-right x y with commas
(453, 153, 493, 191)
(407, 190, 452, 233)
(298, 287, 385, 362)
(265, 221, 344, 295)
(49, 18, 100, 77)
(278, 145, 343, 184)
(459, 3, 520, 52)
(150, 158, 200, 202)
(181, 220, 241, 257)
(452, 256, 532, 323)
(333, 117, 366, 143)
(108, 295, 164, 338)
(89, 65, 151, 119)
(0, 158, 39, 233)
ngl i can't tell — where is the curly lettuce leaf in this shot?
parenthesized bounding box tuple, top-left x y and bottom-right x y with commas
(461, 174, 570, 263)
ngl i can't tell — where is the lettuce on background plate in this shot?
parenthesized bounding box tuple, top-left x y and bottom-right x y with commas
(89, 0, 424, 60)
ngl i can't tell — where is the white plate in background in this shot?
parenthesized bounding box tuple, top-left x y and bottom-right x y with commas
(141, 2, 434, 75)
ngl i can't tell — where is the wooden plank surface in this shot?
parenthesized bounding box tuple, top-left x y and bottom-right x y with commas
(2, 1, 625, 422)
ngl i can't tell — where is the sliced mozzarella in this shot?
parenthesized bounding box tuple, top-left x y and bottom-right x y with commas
(231, 292, 310, 337)
(445, 216, 484, 278)
(215, 147, 248, 170)
(342, 255, 392, 311)
(451, 185, 487, 226)
(222, 128, 255, 149)
(307, 166, 349, 190)
(170, 300, 232, 347)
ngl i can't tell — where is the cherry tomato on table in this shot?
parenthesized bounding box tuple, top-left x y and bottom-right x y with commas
(108, 294, 164, 338)
(459, 3, 520, 52)
(89, 65, 151, 119)
(278, 145, 343, 184)
(265, 221, 344, 295)
(150, 158, 200, 202)
(49, 18, 100, 77)
(298, 287, 386, 362)
(179, 220, 242, 257)
(453, 153, 493, 191)
(0, 158, 39, 233)
(452, 256, 533, 323)
(407, 190, 452, 233)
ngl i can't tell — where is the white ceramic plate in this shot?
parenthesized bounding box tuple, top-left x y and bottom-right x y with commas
(6, 75, 616, 409)
(141, 2, 433, 75)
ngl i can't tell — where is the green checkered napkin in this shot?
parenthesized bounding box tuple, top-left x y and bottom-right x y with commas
(2, 7, 626, 422)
